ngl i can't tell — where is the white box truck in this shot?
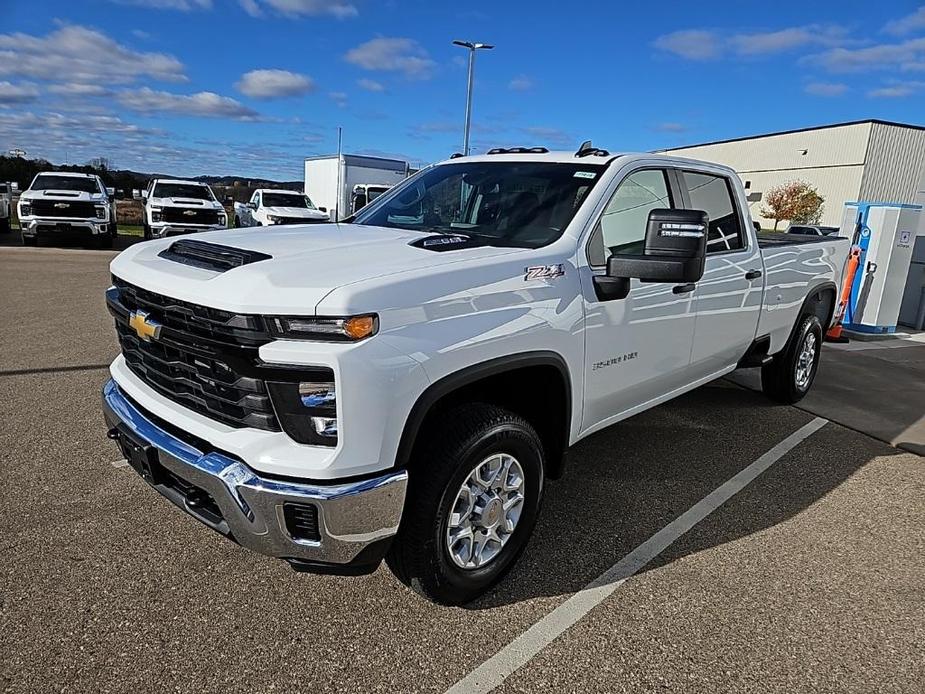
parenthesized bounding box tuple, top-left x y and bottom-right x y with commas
(304, 154, 409, 221)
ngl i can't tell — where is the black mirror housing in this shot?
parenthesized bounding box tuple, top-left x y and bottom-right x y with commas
(608, 208, 708, 285)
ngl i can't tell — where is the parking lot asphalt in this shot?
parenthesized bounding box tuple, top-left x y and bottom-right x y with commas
(2, 246, 923, 694)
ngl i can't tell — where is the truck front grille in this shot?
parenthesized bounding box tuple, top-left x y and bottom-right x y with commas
(108, 279, 279, 431)
(161, 206, 221, 225)
(31, 200, 98, 218)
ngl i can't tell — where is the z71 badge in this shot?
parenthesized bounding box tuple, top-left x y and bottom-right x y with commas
(524, 264, 565, 281)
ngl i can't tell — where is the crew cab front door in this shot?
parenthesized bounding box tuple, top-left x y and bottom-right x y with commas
(578, 166, 697, 435)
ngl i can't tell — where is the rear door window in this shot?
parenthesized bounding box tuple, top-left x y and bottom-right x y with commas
(680, 171, 745, 253)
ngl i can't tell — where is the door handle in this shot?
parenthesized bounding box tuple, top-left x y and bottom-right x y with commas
(673, 283, 696, 294)
(745, 269, 763, 280)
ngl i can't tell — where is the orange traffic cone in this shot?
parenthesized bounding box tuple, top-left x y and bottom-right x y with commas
(826, 246, 861, 343)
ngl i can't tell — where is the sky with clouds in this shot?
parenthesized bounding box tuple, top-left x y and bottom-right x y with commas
(2, 0, 925, 180)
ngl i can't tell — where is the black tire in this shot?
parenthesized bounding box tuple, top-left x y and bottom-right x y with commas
(95, 233, 113, 249)
(386, 403, 545, 605)
(761, 314, 823, 404)
(143, 223, 151, 240)
(0, 216, 10, 233)
(234, 216, 241, 228)
(21, 232, 37, 247)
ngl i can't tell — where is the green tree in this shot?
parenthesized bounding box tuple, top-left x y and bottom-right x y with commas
(760, 180, 825, 230)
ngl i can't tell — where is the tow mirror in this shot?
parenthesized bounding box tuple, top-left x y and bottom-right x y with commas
(593, 209, 708, 301)
(106, 186, 115, 197)
(247, 202, 257, 210)
(318, 206, 327, 213)
(141, 190, 148, 200)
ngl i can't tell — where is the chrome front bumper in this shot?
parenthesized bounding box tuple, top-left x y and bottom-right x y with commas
(102, 379, 408, 572)
(23, 218, 108, 235)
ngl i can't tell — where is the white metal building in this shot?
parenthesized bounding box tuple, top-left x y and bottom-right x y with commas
(661, 120, 925, 228)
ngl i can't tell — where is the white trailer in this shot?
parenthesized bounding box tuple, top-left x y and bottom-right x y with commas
(304, 154, 409, 221)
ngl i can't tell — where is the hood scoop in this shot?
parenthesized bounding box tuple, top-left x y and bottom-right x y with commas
(158, 239, 272, 273)
(171, 199, 204, 205)
(43, 190, 80, 197)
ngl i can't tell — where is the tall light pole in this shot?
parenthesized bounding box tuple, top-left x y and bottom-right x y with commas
(452, 40, 493, 156)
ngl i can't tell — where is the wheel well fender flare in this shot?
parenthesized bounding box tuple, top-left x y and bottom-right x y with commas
(394, 351, 572, 471)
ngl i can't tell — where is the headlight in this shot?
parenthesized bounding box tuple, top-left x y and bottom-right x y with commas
(266, 374, 337, 446)
(95, 206, 107, 220)
(268, 314, 378, 341)
(150, 208, 162, 223)
(267, 215, 282, 224)
(217, 213, 227, 226)
(19, 202, 31, 217)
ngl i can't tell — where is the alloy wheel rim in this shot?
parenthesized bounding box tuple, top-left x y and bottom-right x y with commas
(446, 453, 526, 570)
(795, 331, 817, 389)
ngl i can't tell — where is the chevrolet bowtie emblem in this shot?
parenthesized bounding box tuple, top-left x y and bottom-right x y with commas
(54, 202, 69, 208)
(182, 209, 196, 216)
(128, 310, 162, 342)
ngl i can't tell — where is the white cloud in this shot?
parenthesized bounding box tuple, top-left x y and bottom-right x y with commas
(654, 30, 721, 60)
(357, 77, 385, 92)
(329, 91, 348, 108)
(110, 0, 212, 9)
(118, 87, 261, 119)
(656, 25, 848, 61)
(883, 6, 925, 36)
(0, 25, 185, 84)
(508, 75, 534, 91)
(345, 38, 436, 78)
(811, 37, 925, 72)
(235, 69, 315, 98)
(804, 82, 849, 97)
(241, 0, 357, 18)
(47, 83, 112, 98)
(0, 81, 40, 104)
(867, 81, 924, 98)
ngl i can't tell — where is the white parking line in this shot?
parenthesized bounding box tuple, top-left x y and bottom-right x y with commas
(445, 416, 829, 694)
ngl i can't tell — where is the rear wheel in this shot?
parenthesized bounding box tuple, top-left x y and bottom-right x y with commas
(762, 314, 823, 404)
(386, 403, 545, 605)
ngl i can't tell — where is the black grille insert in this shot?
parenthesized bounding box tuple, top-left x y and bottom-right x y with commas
(31, 199, 98, 218)
(158, 239, 272, 273)
(283, 503, 321, 542)
(161, 206, 220, 225)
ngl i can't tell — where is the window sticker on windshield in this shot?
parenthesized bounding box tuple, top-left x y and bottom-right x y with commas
(574, 171, 596, 179)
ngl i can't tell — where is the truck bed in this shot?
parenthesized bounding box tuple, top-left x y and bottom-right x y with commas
(757, 232, 849, 248)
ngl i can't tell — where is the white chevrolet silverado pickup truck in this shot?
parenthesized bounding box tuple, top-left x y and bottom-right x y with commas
(142, 178, 227, 239)
(18, 172, 116, 247)
(103, 146, 848, 604)
(233, 188, 329, 228)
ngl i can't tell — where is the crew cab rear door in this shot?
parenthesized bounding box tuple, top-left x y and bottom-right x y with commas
(677, 169, 763, 378)
(578, 165, 697, 433)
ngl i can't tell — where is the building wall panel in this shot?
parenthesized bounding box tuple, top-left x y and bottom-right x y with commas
(861, 123, 925, 204)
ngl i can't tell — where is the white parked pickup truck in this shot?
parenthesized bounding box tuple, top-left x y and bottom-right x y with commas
(142, 178, 227, 239)
(18, 172, 116, 247)
(102, 146, 848, 604)
(233, 189, 329, 228)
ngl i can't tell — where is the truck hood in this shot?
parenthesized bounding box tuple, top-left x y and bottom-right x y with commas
(263, 206, 329, 220)
(150, 196, 223, 210)
(110, 223, 524, 314)
(21, 189, 106, 203)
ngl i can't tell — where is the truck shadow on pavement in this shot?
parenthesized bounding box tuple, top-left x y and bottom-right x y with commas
(0, 228, 143, 251)
(469, 382, 900, 609)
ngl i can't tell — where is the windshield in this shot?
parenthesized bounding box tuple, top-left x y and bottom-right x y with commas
(153, 183, 215, 201)
(31, 175, 101, 194)
(263, 192, 315, 208)
(354, 162, 604, 248)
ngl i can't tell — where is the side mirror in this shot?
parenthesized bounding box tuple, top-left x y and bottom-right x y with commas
(593, 208, 708, 301)
(141, 190, 148, 200)
(753, 221, 761, 234)
(247, 202, 257, 210)
(106, 186, 115, 197)
(318, 206, 327, 213)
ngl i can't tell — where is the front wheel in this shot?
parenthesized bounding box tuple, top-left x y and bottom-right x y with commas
(762, 314, 823, 404)
(386, 403, 545, 605)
